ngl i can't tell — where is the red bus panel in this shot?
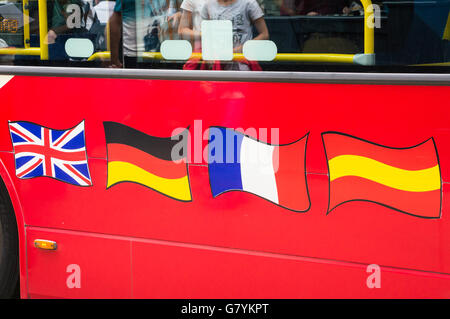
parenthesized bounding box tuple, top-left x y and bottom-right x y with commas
(0, 75, 449, 297)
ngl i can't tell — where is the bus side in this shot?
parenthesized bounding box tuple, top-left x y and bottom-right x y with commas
(0, 75, 449, 298)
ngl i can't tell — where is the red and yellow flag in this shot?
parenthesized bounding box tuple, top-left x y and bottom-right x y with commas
(322, 133, 441, 218)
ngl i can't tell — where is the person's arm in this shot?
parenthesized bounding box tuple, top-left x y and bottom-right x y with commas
(233, 17, 268, 53)
(253, 17, 269, 41)
(45, 27, 65, 44)
(50, 24, 70, 35)
(45, 0, 71, 44)
(168, 12, 182, 30)
(178, 10, 201, 40)
(109, 11, 123, 68)
(168, 0, 183, 28)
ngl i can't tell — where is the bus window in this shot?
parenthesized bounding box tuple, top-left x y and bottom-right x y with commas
(110, 0, 450, 71)
(0, 0, 115, 67)
(0, 0, 449, 70)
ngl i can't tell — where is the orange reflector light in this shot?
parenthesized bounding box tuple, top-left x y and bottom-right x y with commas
(34, 239, 57, 250)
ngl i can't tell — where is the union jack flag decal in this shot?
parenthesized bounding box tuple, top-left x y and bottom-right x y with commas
(8, 121, 92, 186)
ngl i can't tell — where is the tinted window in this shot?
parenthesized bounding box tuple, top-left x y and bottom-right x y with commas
(0, 0, 448, 72)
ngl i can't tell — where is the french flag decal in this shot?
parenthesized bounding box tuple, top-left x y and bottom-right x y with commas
(208, 127, 310, 212)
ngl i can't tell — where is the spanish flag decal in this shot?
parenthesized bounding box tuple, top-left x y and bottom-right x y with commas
(104, 122, 192, 201)
(322, 132, 441, 218)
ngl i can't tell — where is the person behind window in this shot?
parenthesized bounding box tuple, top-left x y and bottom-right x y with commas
(46, 0, 91, 44)
(144, 0, 182, 52)
(166, 0, 183, 40)
(109, 0, 181, 68)
(44, 0, 99, 61)
(201, 0, 268, 52)
(195, 0, 269, 70)
(178, 0, 207, 52)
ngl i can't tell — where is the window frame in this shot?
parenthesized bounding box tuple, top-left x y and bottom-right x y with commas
(0, 65, 450, 85)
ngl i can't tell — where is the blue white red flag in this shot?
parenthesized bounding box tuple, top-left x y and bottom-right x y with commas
(208, 127, 310, 212)
(8, 121, 92, 186)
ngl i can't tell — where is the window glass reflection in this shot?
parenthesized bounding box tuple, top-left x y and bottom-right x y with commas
(0, 0, 447, 71)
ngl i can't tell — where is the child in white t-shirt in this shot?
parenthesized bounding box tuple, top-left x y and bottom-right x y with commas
(178, 0, 207, 51)
(179, 0, 268, 70)
(200, 0, 268, 53)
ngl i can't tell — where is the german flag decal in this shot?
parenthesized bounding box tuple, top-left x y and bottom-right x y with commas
(322, 132, 441, 218)
(104, 122, 192, 201)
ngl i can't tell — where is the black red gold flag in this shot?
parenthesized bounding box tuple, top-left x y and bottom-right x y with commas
(104, 122, 191, 201)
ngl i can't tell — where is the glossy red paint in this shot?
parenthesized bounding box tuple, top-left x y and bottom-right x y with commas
(0, 75, 449, 298)
(26, 227, 132, 298)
